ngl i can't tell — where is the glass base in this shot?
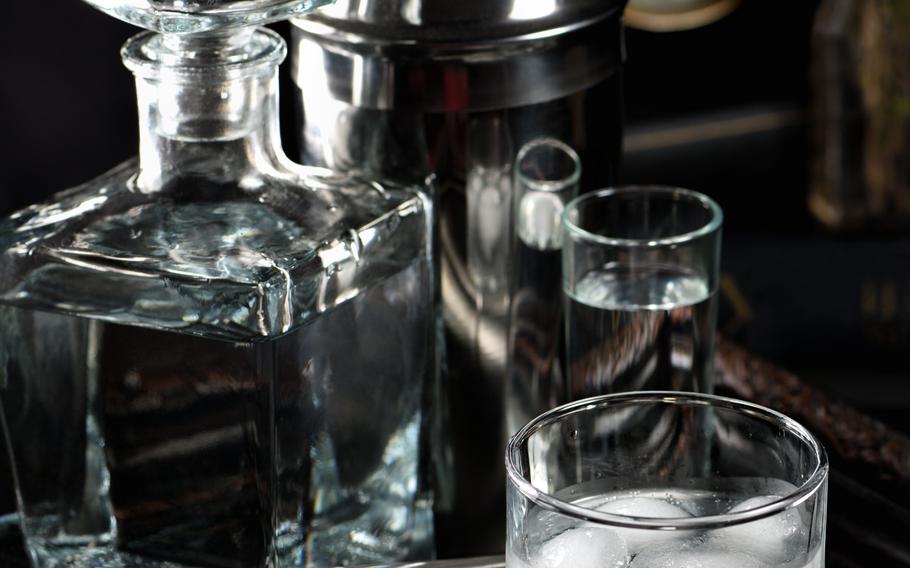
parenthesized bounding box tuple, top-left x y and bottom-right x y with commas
(81, 0, 331, 33)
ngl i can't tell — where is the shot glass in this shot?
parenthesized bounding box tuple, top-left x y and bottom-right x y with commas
(561, 187, 722, 400)
(506, 391, 828, 568)
(508, 137, 581, 436)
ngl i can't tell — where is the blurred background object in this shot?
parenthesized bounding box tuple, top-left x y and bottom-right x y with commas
(626, 0, 740, 32)
(809, 0, 910, 230)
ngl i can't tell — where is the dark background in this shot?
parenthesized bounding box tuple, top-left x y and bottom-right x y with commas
(622, 0, 910, 438)
(1, 0, 909, 563)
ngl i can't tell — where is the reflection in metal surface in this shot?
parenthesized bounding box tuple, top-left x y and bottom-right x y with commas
(466, 115, 513, 294)
(401, 0, 423, 25)
(291, 1, 626, 555)
(509, 0, 558, 22)
(292, 12, 626, 112)
(311, 0, 617, 40)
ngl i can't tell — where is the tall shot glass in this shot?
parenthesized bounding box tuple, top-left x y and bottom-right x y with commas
(506, 392, 829, 568)
(508, 137, 581, 437)
(561, 187, 722, 400)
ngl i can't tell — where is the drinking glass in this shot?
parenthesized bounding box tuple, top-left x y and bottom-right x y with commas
(506, 391, 828, 568)
(561, 187, 722, 400)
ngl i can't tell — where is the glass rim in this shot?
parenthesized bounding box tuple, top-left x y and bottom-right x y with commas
(505, 391, 829, 531)
(122, 28, 287, 79)
(515, 137, 582, 194)
(561, 186, 723, 248)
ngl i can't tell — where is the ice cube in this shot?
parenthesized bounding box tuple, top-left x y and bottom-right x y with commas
(533, 526, 629, 568)
(596, 496, 692, 519)
(710, 495, 805, 564)
(629, 541, 765, 568)
(595, 496, 692, 554)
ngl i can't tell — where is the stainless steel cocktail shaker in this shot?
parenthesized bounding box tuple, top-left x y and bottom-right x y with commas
(290, 0, 628, 554)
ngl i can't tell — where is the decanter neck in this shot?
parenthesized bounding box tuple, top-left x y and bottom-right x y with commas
(121, 28, 287, 193)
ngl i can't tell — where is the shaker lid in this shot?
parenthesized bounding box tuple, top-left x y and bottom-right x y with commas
(298, 0, 628, 43)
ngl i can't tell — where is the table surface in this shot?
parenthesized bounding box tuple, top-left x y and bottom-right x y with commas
(0, 517, 511, 567)
(1, 509, 906, 568)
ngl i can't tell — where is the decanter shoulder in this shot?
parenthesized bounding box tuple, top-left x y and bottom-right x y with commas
(0, 161, 432, 341)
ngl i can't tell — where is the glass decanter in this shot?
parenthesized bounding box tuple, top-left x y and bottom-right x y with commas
(0, 5, 436, 567)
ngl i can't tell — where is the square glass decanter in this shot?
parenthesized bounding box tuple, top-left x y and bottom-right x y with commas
(0, 23, 436, 568)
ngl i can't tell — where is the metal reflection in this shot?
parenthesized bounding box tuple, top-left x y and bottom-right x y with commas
(508, 0, 558, 21)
